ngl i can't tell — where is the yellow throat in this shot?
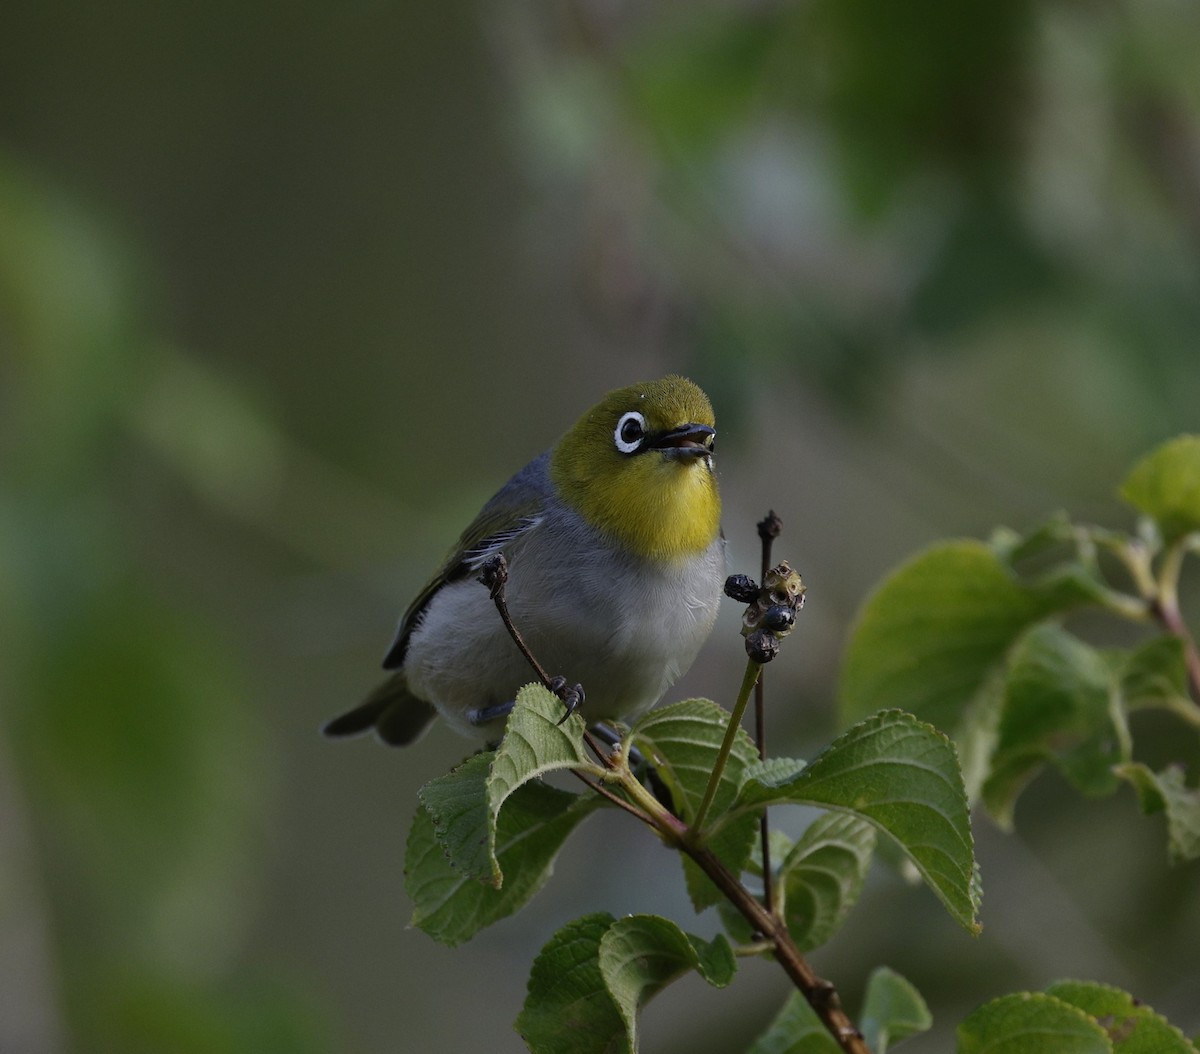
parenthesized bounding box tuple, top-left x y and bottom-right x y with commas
(549, 376, 721, 564)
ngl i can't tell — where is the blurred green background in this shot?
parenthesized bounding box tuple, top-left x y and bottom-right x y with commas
(2, 2, 1199, 1051)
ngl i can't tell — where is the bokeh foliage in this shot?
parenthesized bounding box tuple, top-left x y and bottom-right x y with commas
(3, 0, 1200, 1051)
(1, 156, 326, 1052)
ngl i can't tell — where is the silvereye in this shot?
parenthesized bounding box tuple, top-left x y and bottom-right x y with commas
(324, 375, 724, 745)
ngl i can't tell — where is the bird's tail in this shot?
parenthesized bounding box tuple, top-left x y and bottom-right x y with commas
(322, 672, 437, 746)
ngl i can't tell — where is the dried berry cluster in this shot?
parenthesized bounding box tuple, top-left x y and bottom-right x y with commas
(724, 561, 806, 664)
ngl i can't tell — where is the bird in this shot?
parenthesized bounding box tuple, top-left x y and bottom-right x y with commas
(323, 375, 725, 746)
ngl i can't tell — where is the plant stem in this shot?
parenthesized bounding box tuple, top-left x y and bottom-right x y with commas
(611, 750, 869, 1051)
(693, 658, 761, 832)
(755, 666, 773, 902)
(679, 840, 869, 1054)
(1096, 531, 1200, 708)
(570, 770, 655, 828)
(1151, 539, 1200, 708)
(756, 510, 782, 915)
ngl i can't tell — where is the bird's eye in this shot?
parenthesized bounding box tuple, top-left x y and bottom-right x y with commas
(614, 411, 646, 454)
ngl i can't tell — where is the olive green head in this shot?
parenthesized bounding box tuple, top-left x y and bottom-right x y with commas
(550, 375, 721, 562)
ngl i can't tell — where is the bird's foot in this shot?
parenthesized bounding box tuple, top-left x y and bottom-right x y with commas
(546, 676, 585, 724)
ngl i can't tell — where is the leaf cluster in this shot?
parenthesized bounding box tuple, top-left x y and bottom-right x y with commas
(406, 686, 973, 1051)
(959, 982, 1197, 1054)
(841, 436, 1200, 864)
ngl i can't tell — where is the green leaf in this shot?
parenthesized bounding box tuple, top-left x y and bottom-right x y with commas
(418, 684, 593, 887)
(778, 812, 876, 952)
(989, 511, 1075, 567)
(748, 756, 810, 786)
(715, 898, 758, 948)
(488, 682, 594, 822)
(982, 625, 1129, 829)
(729, 710, 981, 934)
(1114, 763, 1200, 864)
(599, 915, 736, 1050)
(416, 752, 497, 883)
(1113, 636, 1194, 716)
(630, 699, 761, 910)
(859, 966, 932, 1054)
(718, 827, 798, 947)
(750, 827, 799, 879)
(516, 913, 735, 1054)
(840, 541, 1096, 732)
(957, 992, 1112, 1054)
(517, 914, 624, 1054)
(1044, 981, 1197, 1053)
(406, 776, 601, 946)
(1120, 435, 1200, 544)
(956, 668, 1007, 804)
(745, 992, 841, 1054)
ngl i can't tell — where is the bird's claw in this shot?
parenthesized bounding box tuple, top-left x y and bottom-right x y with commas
(550, 678, 585, 724)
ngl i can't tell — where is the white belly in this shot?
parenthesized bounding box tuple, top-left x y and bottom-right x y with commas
(402, 528, 724, 739)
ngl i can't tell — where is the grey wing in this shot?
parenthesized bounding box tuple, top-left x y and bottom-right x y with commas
(380, 453, 552, 670)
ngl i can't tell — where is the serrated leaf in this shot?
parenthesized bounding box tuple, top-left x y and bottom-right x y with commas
(745, 992, 841, 1054)
(982, 625, 1129, 829)
(631, 698, 762, 823)
(415, 686, 597, 894)
(1114, 762, 1200, 864)
(516, 913, 735, 1054)
(1045, 981, 1197, 1053)
(417, 752, 497, 882)
(860, 966, 932, 1054)
(490, 681, 592, 797)
(840, 541, 1096, 732)
(406, 777, 601, 946)
(747, 756, 809, 786)
(1120, 435, 1200, 544)
(957, 992, 1112, 1054)
(778, 812, 876, 952)
(517, 913, 625, 1054)
(599, 915, 736, 1050)
(729, 710, 981, 934)
(483, 683, 595, 884)
(630, 699, 761, 910)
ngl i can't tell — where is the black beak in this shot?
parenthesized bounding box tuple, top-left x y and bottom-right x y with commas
(648, 423, 715, 458)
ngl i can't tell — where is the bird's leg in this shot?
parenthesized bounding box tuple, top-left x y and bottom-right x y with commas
(478, 555, 587, 725)
(588, 722, 621, 750)
(469, 699, 515, 726)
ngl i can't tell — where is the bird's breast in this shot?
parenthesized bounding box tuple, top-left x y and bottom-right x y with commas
(403, 511, 724, 735)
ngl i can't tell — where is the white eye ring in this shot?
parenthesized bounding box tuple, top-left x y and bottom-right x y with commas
(614, 411, 647, 454)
